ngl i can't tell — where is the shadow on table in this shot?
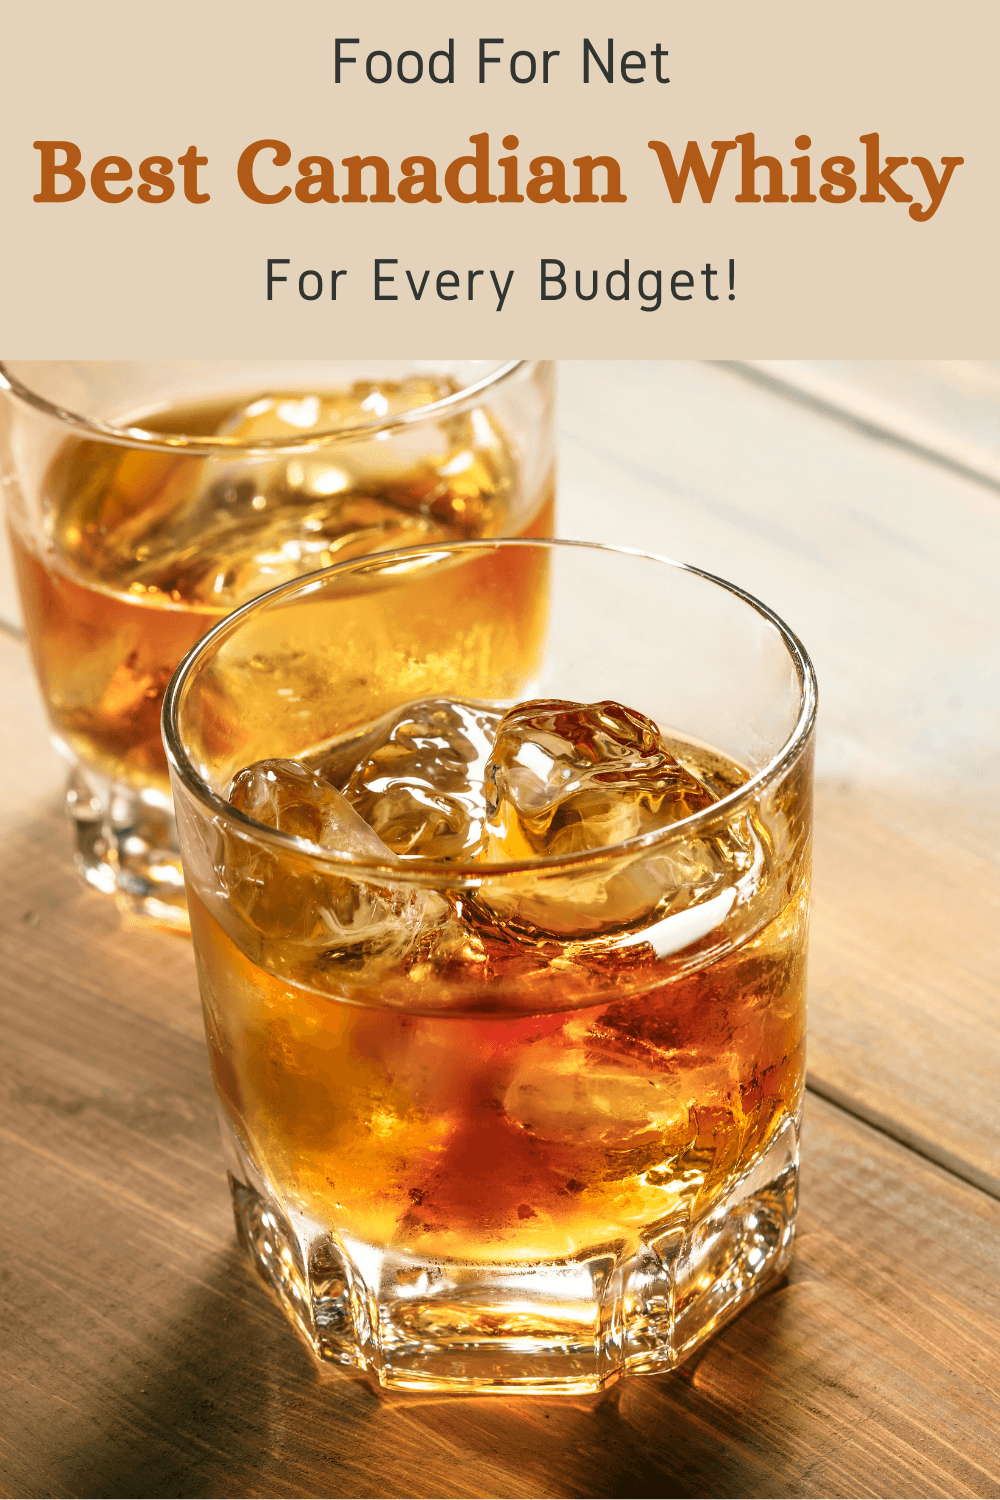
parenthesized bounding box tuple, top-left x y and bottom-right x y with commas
(55, 1246, 806, 1500)
(51, 1241, 324, 1500)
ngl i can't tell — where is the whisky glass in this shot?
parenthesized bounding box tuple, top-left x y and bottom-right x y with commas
(0, 359, 553, 930)
(163, 539, 815, 1393)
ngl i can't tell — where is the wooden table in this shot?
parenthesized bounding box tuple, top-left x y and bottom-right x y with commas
(2, 362, 998, 1499)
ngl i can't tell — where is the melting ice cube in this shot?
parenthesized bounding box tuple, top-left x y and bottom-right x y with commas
(221, 758, 431, 953)
(333, 699, 502, 862)
(483, 700, 716, 860)
(503, 1028, 686, 1147)
(229, 757, 395, 859)
(477, 700, 722, 938)
(86, 380, 513, 609)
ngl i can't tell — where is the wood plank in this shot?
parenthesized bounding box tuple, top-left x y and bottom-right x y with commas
(557, 360, 1000, 1187)
(737, 360, 1000, 489)
(1, 629, 998, 1500)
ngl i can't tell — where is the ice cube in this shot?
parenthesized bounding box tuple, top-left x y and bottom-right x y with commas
(477, 700, 720, 938)
(214, 378, 453, 443)
(206, 379, 513, 562)
(483, 700, 716, 860)
(220, 758, 430, 953)
(80, 381, 514, 609)
(229, 757, 395, 860)
(333, 699, 502, 862)
(503, 1025, 686, 1147)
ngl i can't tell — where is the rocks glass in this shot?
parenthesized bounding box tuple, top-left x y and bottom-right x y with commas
(163, 539, 815, 1392)
(0, 359, 553, 929)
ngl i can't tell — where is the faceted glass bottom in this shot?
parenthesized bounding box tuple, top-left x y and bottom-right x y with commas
(228, 1112, 799, 1393)
(65, 765, 190, 933)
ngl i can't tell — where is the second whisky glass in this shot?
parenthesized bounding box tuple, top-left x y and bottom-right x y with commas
(1, 359, 554, 929)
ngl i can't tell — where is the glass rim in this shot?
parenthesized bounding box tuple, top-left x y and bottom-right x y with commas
(162, 538, 817, 882)
(0, 359, 527, 456)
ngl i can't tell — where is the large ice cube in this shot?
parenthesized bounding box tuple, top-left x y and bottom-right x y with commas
(229, 757, 394, 858)
(503, 1027, 687, 1147)
(221, 758, 431, 953)
(214, 379, 452, 442)
(483, 700, 716, 860)
(74, 381, 513, 609)
(332, 699, 502, 862)
(476, 700, 722, 938)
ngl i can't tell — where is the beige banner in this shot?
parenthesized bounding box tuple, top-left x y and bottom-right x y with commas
(1, 0, 996, 355)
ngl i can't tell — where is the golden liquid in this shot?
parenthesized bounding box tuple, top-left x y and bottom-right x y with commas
(11, 380, 552, 791)
(192, 728, 807, 1266)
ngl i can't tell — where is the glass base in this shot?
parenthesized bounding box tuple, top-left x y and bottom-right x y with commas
(228, 1114, 799, 1394)
(66, 766, 190, 934)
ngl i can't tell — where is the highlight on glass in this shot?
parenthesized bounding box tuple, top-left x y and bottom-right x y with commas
(163, 538, 816, 1393)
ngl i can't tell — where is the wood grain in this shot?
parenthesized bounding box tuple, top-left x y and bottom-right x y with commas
(557, 361, 1000, 1187)
(1, 630, 998, 1499)
(735, 361, 1000, 489)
